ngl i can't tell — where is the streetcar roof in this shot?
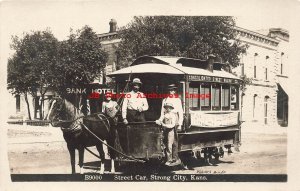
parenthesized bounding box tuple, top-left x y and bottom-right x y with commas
(108, 63, 182, 75)
(108, 56, 240, 80)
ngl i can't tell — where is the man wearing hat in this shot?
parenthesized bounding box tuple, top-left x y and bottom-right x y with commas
(157, 84, 183, 165)
(122, 78, 149, 124)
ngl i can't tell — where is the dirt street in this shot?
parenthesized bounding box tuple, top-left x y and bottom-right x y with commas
(7, 124, 287, 174)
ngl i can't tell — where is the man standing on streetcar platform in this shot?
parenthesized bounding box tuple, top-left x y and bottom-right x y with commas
(122, 78, 149, 124)
(156, 84, 183, 165)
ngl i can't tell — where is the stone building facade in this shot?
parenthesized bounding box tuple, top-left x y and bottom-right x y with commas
(8, 90, 55, 120)
(233, 27, 289, 127)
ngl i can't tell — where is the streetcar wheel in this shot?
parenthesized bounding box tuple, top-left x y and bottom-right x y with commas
(204, 157, 213, 166)
(214, 154, 220, 161)
(196, 150, 202, 159)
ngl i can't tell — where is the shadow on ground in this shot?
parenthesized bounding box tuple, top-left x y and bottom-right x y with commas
(82, 156, 235, 174)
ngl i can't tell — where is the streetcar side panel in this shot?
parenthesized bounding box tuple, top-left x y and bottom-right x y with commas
(116, 123, 164, 159)
(178, 127, 239, 152)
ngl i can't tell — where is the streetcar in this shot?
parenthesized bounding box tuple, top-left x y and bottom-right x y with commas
(107, 55, 242, 164)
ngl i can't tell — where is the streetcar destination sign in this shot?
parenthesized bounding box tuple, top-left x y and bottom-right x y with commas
(190, 111, 239, 127)
(188, 75, 239, 84)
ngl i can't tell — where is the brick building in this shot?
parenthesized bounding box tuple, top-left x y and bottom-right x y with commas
(95, 19, 121, 84)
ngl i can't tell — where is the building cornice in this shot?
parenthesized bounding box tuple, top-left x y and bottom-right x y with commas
(234, 26, 280, 47)
(97, 32, 119, 41)
(250, 83, 277, 88)
(239, 40, 277, 51)
(97, 26, 284, 48)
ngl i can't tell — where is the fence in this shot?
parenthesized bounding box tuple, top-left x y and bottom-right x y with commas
(7, 120, 51, 126)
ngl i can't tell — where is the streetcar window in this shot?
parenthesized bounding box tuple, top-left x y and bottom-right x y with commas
(222, 85, 230, 110)
(211, 84, 221, 110)
(230, 86, 239, 110)
(200, 83, 211, 110)
(187, 83, 239, 111)
(188, 83, 200, 110)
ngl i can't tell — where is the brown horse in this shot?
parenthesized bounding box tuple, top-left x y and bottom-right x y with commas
(48, 97, 116, 174)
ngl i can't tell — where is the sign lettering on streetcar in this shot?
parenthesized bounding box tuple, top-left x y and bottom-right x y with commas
(188, 75, 239, 84)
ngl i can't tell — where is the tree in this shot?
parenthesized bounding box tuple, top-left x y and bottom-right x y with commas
(8, 26, 108, 119)
(116, 16, 247, 68)
(53, 26, 108, 113)
(7, 55, 36, 120)
(54, 26, 108, 94)
(240, 75, 253, 93)
(7, 30, 59, 120)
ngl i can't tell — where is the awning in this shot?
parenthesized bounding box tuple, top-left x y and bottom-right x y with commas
(277, 77, 289, 96)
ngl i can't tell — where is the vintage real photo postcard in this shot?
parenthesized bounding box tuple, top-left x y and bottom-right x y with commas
(1, 0, 299, 190)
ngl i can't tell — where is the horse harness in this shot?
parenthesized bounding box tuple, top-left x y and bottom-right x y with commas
(60, 98, 110, 134)
(60, 113, 110, 134)
(59, 112, 144, 163)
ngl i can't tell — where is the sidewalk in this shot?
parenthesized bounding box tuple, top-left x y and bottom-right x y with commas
(241, 122, 287, 135)
(7, 123, 110, 159)
(7, 124, 64, 144)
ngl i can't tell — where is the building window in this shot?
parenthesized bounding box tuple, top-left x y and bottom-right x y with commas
(16, 95, 20, 112)
(241, 63, 245, 76)
(265, 56, 269, 81)
(281, 52, 284, 75)
(240, 54, 245, 76)
(254, 53, 258, 79)
(211, 84, 221, 110)
(264, 96, 269, 124)
(253, 94, 257, 118)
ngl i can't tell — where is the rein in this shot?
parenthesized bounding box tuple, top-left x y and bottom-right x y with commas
(52, 113, 110, 126)
(81, 122, 145, 163)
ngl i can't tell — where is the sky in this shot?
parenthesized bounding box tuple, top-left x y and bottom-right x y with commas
(0, 0, 297, 57)
(1, 0, 298, 107)
(0, 0, 298, 76)
(0, 0, 299, 89)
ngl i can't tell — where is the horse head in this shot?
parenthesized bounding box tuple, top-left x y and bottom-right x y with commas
(48, 97, 67, 127)
(48, 96, 84, 128)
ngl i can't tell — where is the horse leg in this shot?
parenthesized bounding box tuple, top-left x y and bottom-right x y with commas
(107, 138, 116, 173)
(78, 145, 85, 174)
(67, 144, 76, 174)
(96, 144, 105, 174)
(111, 159, 115, 173)
(108, 146, 115, 173)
